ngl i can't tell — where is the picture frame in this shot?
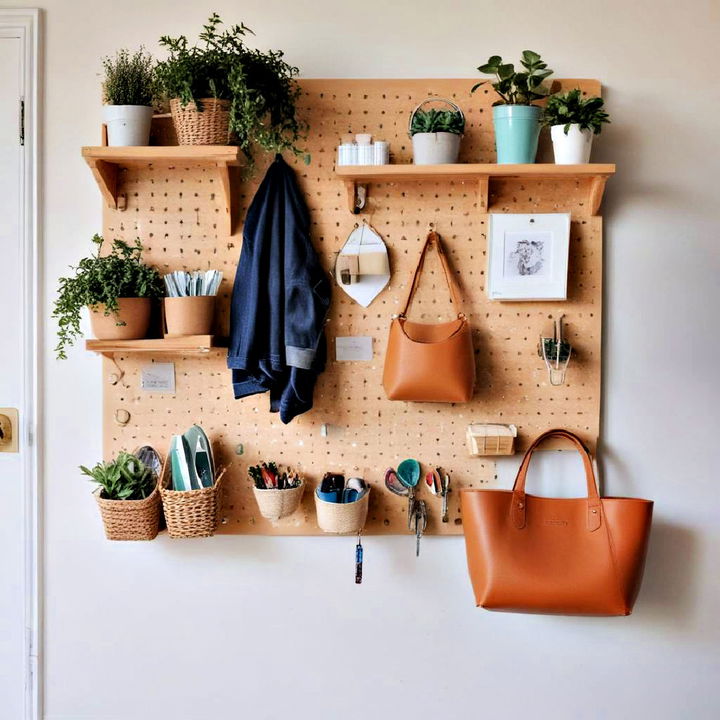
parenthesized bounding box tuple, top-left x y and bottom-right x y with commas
(486, 212, 571, 301)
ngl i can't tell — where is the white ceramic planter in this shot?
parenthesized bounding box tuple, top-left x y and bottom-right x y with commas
(102, 105, 154, 146)
(412, 132, 461, 165)
(551, 124, 594, 164)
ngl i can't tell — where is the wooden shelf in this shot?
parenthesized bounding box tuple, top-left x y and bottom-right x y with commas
(86, 335, 227, 358)
(81, 146, 243, 235)
(335, 163, 615, 215)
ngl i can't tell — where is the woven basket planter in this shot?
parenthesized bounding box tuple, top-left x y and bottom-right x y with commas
(253, 480, 305, 521)
(169, 98, 231, 145)
(95, 484, 161, 541)
(160, 463, 228, 539)
(315, 489, 370, 534)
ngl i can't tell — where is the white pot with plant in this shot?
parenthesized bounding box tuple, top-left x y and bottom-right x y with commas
(409, 98, 465, 165)
(102, 48, 156, 146)
(52, 234, 163, 359)
(542, 89, 610, 164)
(472, 51, 554, 164)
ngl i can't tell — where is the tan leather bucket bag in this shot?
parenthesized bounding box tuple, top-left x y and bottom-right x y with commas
(461, 429, 654, 616)
(383, 232, 475, 403)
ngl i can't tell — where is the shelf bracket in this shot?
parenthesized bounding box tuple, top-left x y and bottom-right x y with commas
(345, 180, 367, 214)
(477, 176, 489, 211)
(86, 159, 119, 210)
(589, 176, 608, 215)
(216, 161, 233, 236)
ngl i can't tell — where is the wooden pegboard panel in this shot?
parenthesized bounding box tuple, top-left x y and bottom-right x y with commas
(101, 78, 603, 535)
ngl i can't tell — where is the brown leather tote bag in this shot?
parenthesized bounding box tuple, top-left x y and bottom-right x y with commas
(461, 429, 653, 616)
(383, 232, 475, 402)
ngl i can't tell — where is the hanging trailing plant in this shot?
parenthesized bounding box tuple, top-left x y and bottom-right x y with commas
(53, 235, 163, 359)
(155, 13, 307, 169)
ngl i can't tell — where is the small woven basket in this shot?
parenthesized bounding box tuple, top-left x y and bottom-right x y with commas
(95, 484, 161, 541)
(253, 480, 305, 521)
(159, 458, 228, 539)
(170, 98, 231, 145)
(315, 489, 370, 534)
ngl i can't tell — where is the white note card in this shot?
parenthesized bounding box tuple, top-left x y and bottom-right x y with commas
(140, 363, 176, 394)
(335, 336, 373, 362)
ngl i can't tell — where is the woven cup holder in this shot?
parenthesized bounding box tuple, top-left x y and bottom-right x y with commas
(315, 488, 370, 535)
(159, 457, 228, 539)
(253, 480, 305, 521)
(170, 98, 231, 146)
(95, 482, 161, 541)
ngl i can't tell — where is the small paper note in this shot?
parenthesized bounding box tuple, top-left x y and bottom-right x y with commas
(140, 363, 176, 394)
(335, 336, 373, 362)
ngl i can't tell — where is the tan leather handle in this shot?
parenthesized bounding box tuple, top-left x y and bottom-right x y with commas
(401, 232, 464, 317)
(511, 429, 601, 532)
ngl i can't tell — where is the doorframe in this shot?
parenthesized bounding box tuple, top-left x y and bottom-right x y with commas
(0, 8, 41, 720)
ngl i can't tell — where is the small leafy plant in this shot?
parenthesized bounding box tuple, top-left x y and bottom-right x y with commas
(472, 51, 553, 105)
(102, 48, 156, 106)
(542, 89, 610, 134)
(81, 451, 156, 500)
(410, 108, 465, 136)
(53, 235, 163, 359)
(155, 13, 306, 169)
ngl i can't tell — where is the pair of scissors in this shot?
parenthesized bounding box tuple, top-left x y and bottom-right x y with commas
(425, 467, 451, 523)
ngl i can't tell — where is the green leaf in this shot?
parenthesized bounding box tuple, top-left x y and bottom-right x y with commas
(498, 63, 515, 80)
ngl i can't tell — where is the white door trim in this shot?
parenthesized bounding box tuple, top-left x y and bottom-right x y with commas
(0, 8, 41, 720)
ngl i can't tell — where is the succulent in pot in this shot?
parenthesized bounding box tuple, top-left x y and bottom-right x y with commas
(102, 48, 156, 146)
(155, 13, 307, 171)
(542, 89, 610, 164)
(471, 51, 553, 164)
(53, 234, 163, 359)
(409, 98, 465, 165)
(82, 450, 161, 541)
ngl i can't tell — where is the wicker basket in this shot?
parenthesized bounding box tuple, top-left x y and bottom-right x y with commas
(169, 98, 231, 145)
(95, 484, 161, 541)
(315, 489, 370, 534)
(253, 480, 305, 521)
(159, 458, 228, 539)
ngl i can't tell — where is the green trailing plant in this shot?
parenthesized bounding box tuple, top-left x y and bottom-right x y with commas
(472, 51, 553, 105)
(155, 13, 307, 169)
(410, 108, 465, 136)
(542, 89, 610, 135)
(53, 235, 163, 359)
(102, 47, 156, 106)
(81, 451, 156, 500)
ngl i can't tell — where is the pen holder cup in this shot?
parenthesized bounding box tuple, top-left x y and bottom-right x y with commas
(253, 481, 305, 521)
(94, 481, 161, 541)
(159, 457, 227, 538)
(315, 488, 370, 534)
(164, 296, 216, 337)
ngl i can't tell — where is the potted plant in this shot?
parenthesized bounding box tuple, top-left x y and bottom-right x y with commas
(81, 451, 161, 540)
(155, 13, 306, 169)
(472, 51, 553, 164)
(53, 234, 163, 359)
(542, 89, 610, 164)
(102, 48, 156, 146)
(409, 98, 465, 165)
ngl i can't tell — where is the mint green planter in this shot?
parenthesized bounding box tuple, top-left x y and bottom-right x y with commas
(492, 105, 541, 164)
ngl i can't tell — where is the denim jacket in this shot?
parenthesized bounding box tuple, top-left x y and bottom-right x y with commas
(227, 156, 330, 423)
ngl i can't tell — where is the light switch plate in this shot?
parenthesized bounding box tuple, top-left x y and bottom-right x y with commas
(140, 363, 176, 394)
(0, 408, 19, 453)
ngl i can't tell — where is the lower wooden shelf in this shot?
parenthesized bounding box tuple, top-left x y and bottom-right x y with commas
(86, 335, 227, 357)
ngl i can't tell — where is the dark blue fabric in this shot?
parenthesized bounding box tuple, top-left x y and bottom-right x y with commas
(227, 155, 330, 423)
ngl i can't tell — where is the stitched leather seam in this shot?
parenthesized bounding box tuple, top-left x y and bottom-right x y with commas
(600, 503, 629, 613)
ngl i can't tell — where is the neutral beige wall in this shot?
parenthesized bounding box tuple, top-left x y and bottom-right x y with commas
(12, 0, 720, 717)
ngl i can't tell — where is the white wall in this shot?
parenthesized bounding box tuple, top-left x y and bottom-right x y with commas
(16, 0, 720, 717)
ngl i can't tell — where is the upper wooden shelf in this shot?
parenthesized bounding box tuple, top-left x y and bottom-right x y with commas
(335, 163, 616, 215)
(86, 335, 227, 358)
(81, 146, 242, 235)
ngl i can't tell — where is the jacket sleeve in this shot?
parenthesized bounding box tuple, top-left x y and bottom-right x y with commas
(285, 268, 330, 369)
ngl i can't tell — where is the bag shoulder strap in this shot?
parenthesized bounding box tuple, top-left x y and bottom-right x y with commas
(400, 231, 465, 318)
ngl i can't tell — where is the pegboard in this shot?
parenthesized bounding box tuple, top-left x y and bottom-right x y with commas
(100, 78, 605, 535)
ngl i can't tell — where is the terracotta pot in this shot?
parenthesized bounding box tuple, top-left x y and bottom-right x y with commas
(164, 296, 215, 337)
(89, 298, 152, 340)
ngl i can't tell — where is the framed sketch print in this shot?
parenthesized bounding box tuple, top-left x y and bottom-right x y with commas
(487, 213, 571, 301)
